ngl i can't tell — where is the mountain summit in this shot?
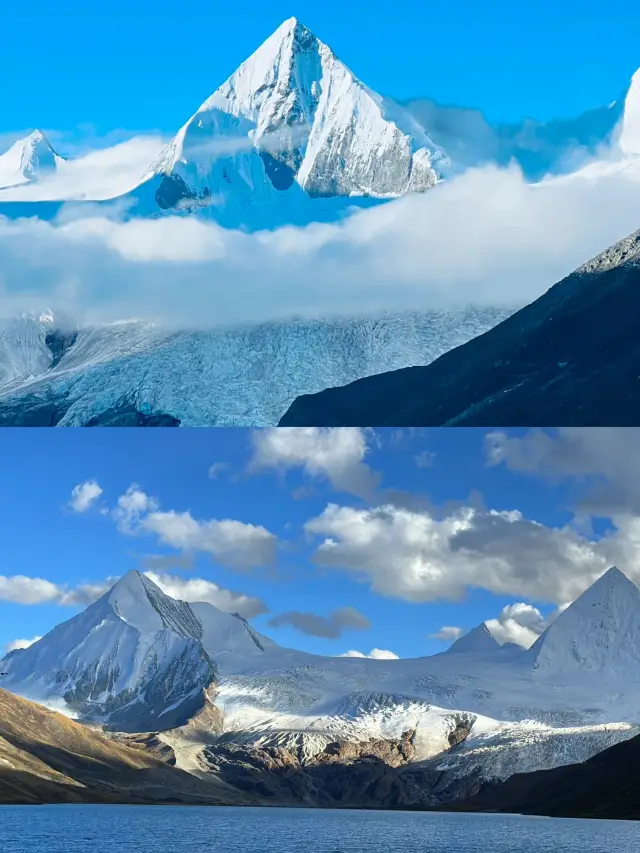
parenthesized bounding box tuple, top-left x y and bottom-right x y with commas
(445, 622, 500, 655)
(529, 567, 640, 676)
(132, 18, 449, 225)
(0, 571, 268, 731)
(0, 130, 63, 188)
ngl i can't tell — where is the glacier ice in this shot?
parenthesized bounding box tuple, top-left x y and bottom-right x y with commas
(0, 307, 513, 426)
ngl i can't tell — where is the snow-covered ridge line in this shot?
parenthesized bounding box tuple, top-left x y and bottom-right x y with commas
(3, 567, 640, 794)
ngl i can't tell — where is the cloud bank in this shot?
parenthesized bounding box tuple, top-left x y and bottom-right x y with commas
(0, 159, 640, 326)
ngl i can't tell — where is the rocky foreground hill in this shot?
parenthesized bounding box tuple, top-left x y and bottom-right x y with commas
(280, 228, 640, 427)
(0, 689, 252, 805)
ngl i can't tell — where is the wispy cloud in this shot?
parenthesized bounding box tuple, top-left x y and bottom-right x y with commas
(268, 606, 370, 639)
(69, 480, 103, 513)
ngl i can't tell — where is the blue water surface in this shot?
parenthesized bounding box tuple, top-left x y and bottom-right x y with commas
(0, 805, 637, 852)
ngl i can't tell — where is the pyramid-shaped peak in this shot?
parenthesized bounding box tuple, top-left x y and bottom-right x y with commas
(572, 566, 639, 605)
(529, 566, 640, 675)
(446, 622, 500, 655)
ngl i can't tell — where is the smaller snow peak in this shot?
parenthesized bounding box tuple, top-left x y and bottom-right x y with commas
(446, 622, 500, 655)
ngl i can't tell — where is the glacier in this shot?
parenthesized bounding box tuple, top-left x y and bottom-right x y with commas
(0, 307, 513, 426)
(3, 567, 640, 800)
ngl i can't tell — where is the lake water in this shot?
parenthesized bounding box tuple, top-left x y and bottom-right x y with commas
(0, 805, 637, 852)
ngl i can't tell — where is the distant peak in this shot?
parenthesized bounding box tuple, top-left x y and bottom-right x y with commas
(446, 621, 500, 654)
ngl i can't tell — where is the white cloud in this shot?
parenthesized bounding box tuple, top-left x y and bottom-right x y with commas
(251, 427, 379, 499)
(113, 485, 158, 533)
(107, 484, 278, 570)
(340, 648, 399, 659)
(5, 635, 42, 653)
(485, 602, 548, 648)
(1, 162, 640, 327)
(429, 626, 464, 642)
(69, 479, 103, 513)
(0, 574, 62, 604)
(144, 571, 268, 619)
(0, 573, 111, 606)
(141, 510, 277, 570)
(304, 501, 640, 606)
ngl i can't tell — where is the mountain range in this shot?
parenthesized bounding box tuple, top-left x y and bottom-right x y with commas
(0, 18, 639, 225)
(3, 566, 640, 808)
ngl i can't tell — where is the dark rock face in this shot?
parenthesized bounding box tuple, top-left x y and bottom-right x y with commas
(201, 731, 425, 807)
(280, 233, 640, 427)
(0, 395, 180, 427)
(0, 396, 70, 426)
(155, 173, 196, 210)
(86, 407, 180, 427)
(447, 731, 640, 820)
(260, 151, 297, 190)
(45, 329, 78, 368)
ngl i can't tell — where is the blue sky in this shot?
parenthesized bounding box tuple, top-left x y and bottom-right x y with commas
(1, 426, 637, 660)
(3, 0, 640, 135)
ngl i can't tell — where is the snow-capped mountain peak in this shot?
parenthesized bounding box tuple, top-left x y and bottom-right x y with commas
(445, 622, 500, 655)
(529, 566, 640, 675)
(105, 569, 205, 638)
(137, 18, 449, 225)
(0, 129, 63, 188)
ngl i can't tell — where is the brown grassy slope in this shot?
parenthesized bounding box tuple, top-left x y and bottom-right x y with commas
(0, 689, 253, 805)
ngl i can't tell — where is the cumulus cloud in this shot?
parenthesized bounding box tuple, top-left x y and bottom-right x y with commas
(4, 636, 42, 653)
(113, 485, 159, 533)
(69, 479, 103, 512)
(304, 501, 640, 606)
(486, 427, 640, 517)
(1, 162, 640, 327)
(340, 648, 399, 659)
(108, 484, 277, 571)
(251, 427, 379, 499)
(0, 573, 110, 606)
(485, 602, 549, 648)
(144, 571, 268, 619)
(0, 574, 62, 604)
(268, 605, 370, 639)
(142, 510, 277, 571)
(429, 626, 464, 642)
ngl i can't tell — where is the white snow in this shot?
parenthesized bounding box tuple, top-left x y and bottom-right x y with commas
(0, 130, 63, 189)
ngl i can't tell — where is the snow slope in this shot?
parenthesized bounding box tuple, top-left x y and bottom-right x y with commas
(0, 130, 64, 188)
(3, 567, 640, 794)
